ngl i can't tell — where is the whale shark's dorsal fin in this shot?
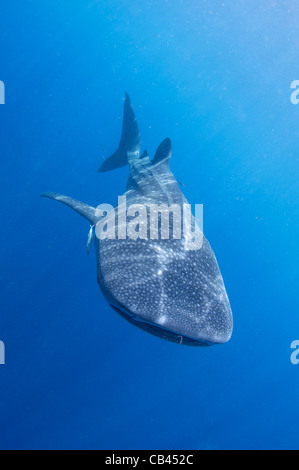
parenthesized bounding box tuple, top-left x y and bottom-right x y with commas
(98, 92, 141, 173)
(140, 149, 148, 159)
(41, 192, 97, 225)
(151, 137, 172, 167)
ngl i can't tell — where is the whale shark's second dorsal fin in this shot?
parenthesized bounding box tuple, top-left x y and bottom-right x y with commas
(98, 92, 141, 173)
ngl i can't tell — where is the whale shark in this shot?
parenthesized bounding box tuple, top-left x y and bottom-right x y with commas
(42, 93, 233, 346)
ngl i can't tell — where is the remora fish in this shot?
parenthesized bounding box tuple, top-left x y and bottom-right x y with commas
(42, 93, 233, 346)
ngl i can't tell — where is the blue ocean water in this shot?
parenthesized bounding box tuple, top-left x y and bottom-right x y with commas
(0, 0, 298, 450)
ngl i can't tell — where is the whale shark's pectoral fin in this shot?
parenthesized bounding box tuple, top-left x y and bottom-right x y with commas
(98, 92, 141, 173)
(41, 192, 97, 225)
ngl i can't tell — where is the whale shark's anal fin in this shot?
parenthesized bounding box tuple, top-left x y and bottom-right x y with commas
(98, 92, 141, 173)
(41, 192, 97, 225)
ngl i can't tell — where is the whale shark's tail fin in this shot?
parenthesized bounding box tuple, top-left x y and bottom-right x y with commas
(41, 192, 97, 225)
(98, 92, 141, 173)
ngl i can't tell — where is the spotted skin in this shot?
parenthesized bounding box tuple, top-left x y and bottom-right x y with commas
(42, 94, 233, 346)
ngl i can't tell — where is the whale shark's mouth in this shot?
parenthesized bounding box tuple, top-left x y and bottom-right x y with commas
(110, 304, 212, 347)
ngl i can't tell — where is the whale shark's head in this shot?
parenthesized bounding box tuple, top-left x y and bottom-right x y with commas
(98, 236, 233, 346)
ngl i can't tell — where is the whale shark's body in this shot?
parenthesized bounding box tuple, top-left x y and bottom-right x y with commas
(43, 93, 233, 346)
